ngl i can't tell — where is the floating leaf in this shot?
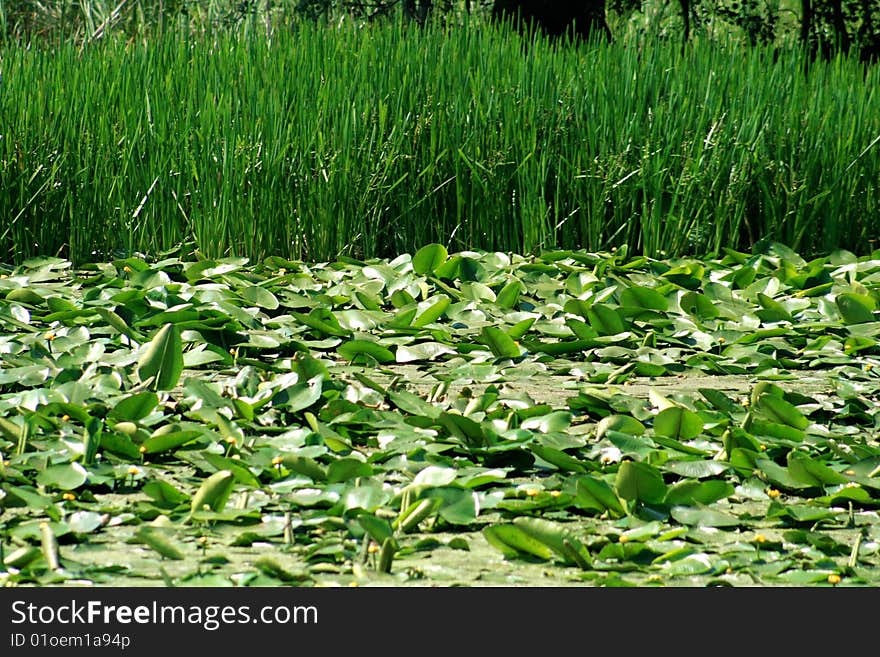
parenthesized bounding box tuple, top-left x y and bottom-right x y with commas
(483, 524, 554, 560)
(836, 292, 875, 325)
(615, 461, 667, 504)
(654, 407, 704, 440)
(36, 463, 88, 490)
(338, 339, 395, 364)
(596, 415, 646, 439)
(137, 324, 183, 391)
(412, 243, 448, 275)
(479, 326, 523, 359)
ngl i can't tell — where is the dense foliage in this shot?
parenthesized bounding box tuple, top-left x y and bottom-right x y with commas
(2, 21, 878, 265)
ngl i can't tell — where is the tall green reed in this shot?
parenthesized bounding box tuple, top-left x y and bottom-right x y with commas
(1, 18, 877, 265)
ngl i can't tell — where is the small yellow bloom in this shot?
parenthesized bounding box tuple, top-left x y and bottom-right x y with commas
(754, 534, 767, 544)
(225, 437, 237, 445)
(827, 574, 841, 585)
(725, 567, 733, 575)
(45, 332, 56, 341)
(272, 456, 283, 466)
(549, 490, 562, 498)
(61, 414, 70, 422)
(123, 266, 133, 273)
(767, 488, 781, 498)
(139, 446, 147, 453)
(742, 399, 750, 407)
(845, 469, 856, 476)
(759, 444, 767, 451)
(197, 536, 208, 545)
(524, 488, 540, 497)
(62, 493, 76, 501)
(718, 337, 726, 343)
(348, 581, 359, 587)
(865, 363, 874, 371)
(128, 466, 140, 476)
(367, 542, 380, 554)
(619, 535, 629, 544)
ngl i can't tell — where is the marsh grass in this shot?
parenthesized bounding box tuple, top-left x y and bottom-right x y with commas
(1, 18, 878, 264)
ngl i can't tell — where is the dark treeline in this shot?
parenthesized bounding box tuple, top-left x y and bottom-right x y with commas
(1, 0, 878, 61)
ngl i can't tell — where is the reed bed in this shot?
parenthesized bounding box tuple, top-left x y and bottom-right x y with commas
(1, 19, 877, 264)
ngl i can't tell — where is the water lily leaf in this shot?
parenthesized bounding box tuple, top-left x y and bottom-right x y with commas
(699, 388, 742, 413)
(429, 487, 478, 525)
(662, 262, 705, 289)
(669, 506, 740, 527)
(836, 292, 875, 324)
(357, 513, 394, 544)
(496, 279, 522, 309)
(596, 415, 646, 439)
(202, 453, 261, 488)
(479, 326, 523, 359)
(664, 480, 734, 506)
(483, 524, 554, 560)
(757, 293, 792, 323)
(587, 303, 626, 335)
(338, 339, 395, 364)
(2, 485, 53, 510)
(395, 341, 456, 363)
(290, 309, 350, 338)
(662, 460, 729, 479)
(679, 291, 719, 320)
(530, 445, 588, 473)
(109, 391, 159, 422)
(574, 476, 626, 517)
(99, 432, 142, 460)
(135, 528, 186, 560)
(615, 461, 667, 503)
(521, 411, 572, 433)
(142, 428, 202, 454)
(342, 481, 392, 513)
(272, 375, 324, 412)
(412, 296, 451, 328)
(412, 243, 448, 275)
(755, 458, 813, 490)
(620, 285, 668, 311)
(280, 454, 327, 482)
(754, 395, 809, 430)
(512, 517, 591, 568)
(507, 317, 536, 340)
(413, 466, 458, 487)
(240, 285, 279, 310)
(68, 511, 104, 534)
(786, 452, 848, 486)
(137, 324, 183, 391)
(654, 407, 703, 440)
(438, 412, 492, 448)
(327, 458, 374, 483)
(661, 553, 715, 576)
(815, 485, 873, 505)
(36, 462, 88, 490)
(142, 480, 188, 508)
